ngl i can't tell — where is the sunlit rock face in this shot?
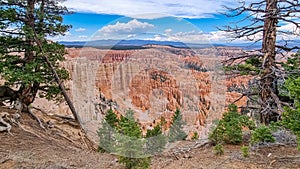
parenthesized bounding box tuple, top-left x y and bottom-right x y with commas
(91, 47, 219, 134)
(32, 46, 249, 140)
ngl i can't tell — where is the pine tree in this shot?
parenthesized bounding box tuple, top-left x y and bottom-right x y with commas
(0, 0, 71, 106)
(168, 109, 187, 142)
(281, 52, 300, 140)
(145, 123, 167, 155)
(281, 52, 300, 103)
(209, 104, 255, 145)
(116, 109, 150, 169)
(105, 109, 119, 127)
(97, 109, 119, 153)
(98, 109, 169, 168)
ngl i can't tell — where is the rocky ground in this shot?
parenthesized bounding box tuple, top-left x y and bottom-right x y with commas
(0, 106, 299, 169)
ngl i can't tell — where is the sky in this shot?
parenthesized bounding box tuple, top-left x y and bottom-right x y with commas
(52, 0, 300, 44)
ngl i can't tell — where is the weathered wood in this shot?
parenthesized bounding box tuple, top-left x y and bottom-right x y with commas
(32, 32, 84, 130)
(260, 0, 279, 124)
(28, 107, 46, 130)
(0, 112, 12, 135)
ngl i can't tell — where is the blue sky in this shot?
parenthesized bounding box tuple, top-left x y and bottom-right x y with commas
(52, 0, 299, 44)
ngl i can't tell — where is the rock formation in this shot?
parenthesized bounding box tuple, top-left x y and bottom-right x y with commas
(31, 46, 249, 140)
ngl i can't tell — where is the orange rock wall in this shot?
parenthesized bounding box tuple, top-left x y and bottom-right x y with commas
(62, 47, 249, 138)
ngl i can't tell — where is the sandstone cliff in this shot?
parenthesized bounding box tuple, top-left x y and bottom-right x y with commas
(33, 46, 248, 140)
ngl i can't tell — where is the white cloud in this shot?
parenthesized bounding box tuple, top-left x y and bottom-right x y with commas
(98, 19, 154, 36)
(278, 23, 300, 40)
(170, 31, 208, 43)
(279, 23, 298, 32)
(78, 35, 88, 38)
(144, 28, 262, 43)
(207, 23, 300, 43)
(146, 30, 206, 43)
(75, 27, 86, 32)
(49, 31, 72, 41)
(62, 0, 238, 19)
(127, 34, 136, 38)
(164, 28, 172, 35)
(209, 31, 233, 42)
(145, 29, 234, 43)
(64, 31, 71, 36)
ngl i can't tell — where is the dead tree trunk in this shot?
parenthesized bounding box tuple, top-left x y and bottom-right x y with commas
(32, 34, 84, 129)
(260, 0, 279, 124)
(220, 0, 300, 124)
(43, 52, 83, 126)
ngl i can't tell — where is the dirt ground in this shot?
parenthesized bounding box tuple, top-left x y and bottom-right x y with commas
(0, 107, 299, 169)
(152, 142, 300, 169)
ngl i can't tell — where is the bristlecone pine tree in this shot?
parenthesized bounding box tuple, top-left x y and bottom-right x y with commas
(0, 0, 71, 107)
(221, 0, 300, 124)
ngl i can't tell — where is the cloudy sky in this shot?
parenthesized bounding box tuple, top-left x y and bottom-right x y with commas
(53, 0, 299, 44)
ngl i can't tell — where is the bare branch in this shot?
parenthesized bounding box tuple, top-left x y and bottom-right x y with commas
(276, 45, 300, 52)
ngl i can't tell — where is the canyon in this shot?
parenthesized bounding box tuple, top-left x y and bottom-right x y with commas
(1, 46, 298, 169)
(32, 46, 251, 141)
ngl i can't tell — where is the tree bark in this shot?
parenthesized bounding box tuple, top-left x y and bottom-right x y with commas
(260, 0, 279, 124)
(19, 0, 39, 106)
(19, 82, 39, 106)
(25, 0, 35, 61)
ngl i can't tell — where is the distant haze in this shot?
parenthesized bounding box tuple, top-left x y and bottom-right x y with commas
(59, 39, 262, 50)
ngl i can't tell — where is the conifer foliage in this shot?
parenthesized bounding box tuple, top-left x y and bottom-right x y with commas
(145, 122, 167, 155)
(209, 104, 255, 145)
(168, 109, 187, 142)
(0, 0, 71, 105)
(280, 51, 300, 149)
(97, 109, 119, 153)
(98, 109, 168, 169)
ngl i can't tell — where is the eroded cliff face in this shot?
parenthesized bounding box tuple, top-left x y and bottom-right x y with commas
(225, 75, 252, 109)
(93, 47, 221, 136)
(36, 46, 248, 140)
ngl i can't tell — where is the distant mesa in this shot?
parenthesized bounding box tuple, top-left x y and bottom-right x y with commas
(59, 39, 223, 49)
